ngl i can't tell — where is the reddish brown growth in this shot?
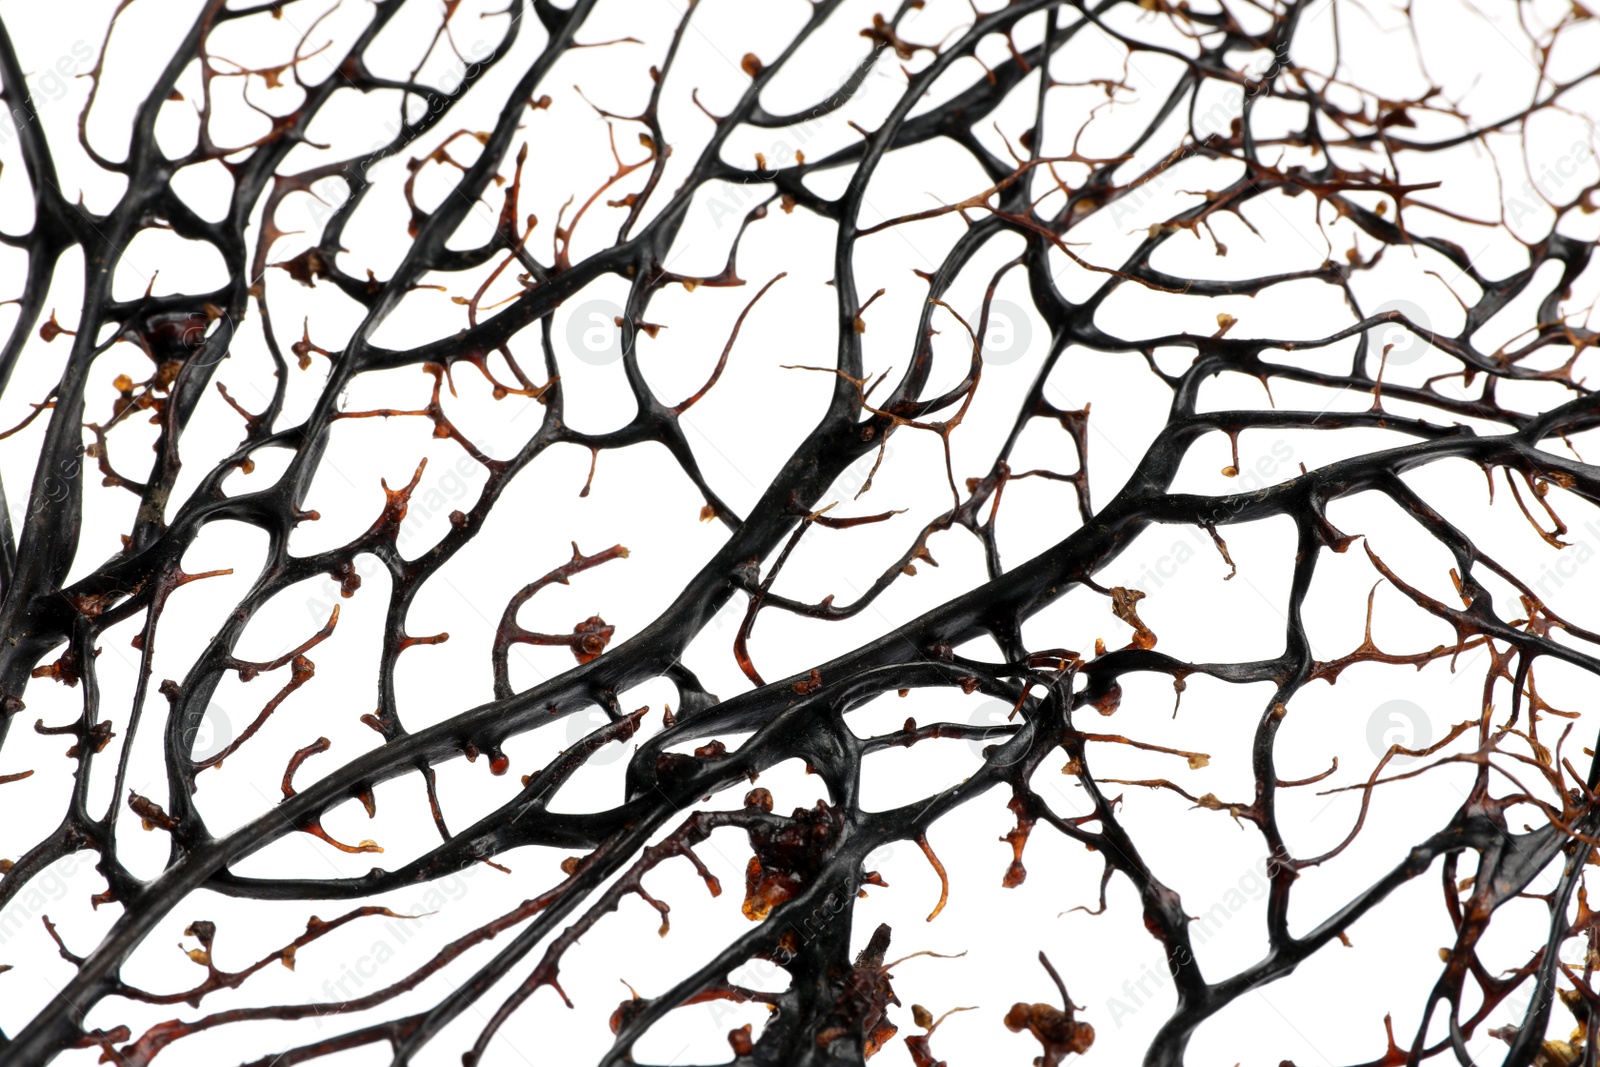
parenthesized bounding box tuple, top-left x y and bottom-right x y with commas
(905, 1003, 976, 1067)
(741, 800, 842, 922)
(570, 616, 614, 664)
(1004, 953, 1095, 1065)
(1000, 794, 1036, 889)
(814, 923, 900, 1058)
(127, 792, 178, 833)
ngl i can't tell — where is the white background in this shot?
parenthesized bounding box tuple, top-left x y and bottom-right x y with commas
(0, 0, 1598, 1064)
